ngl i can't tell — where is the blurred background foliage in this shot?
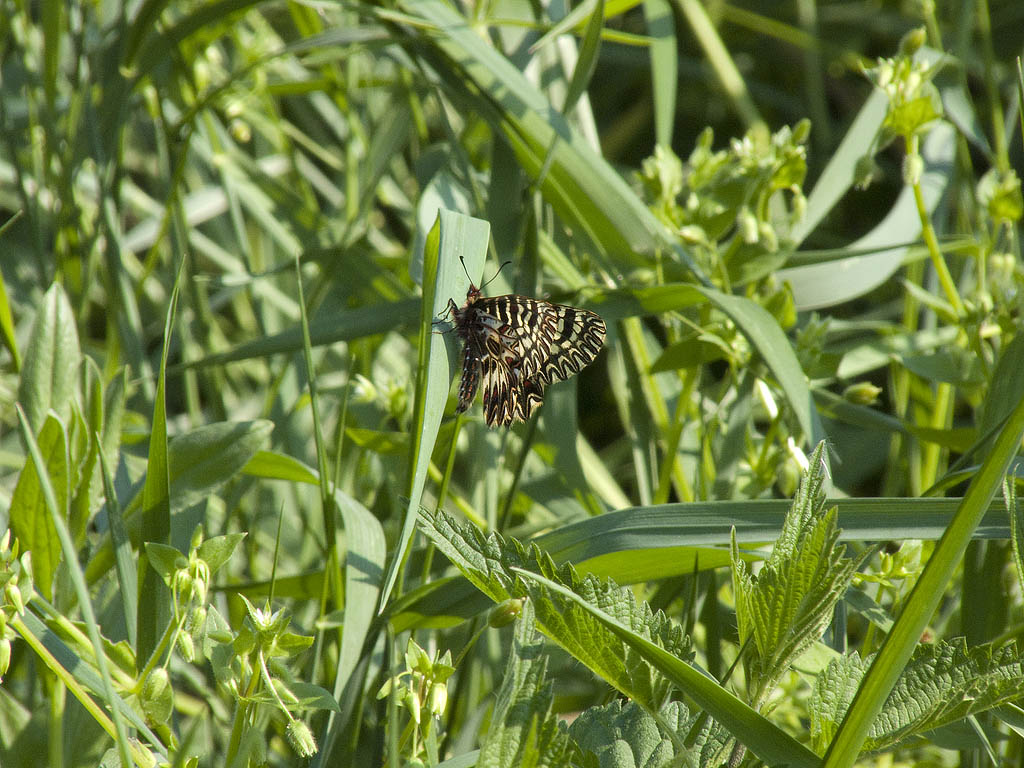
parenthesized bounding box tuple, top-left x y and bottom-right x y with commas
(2, 0, 1024, 764)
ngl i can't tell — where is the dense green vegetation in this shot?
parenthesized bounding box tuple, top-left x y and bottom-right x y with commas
(2, 0, 1024, 766)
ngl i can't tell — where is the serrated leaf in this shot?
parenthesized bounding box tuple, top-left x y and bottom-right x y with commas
(477, 601, 576, 768)
(811, 639, 1024, 753)
(732, 442, 864, 703)
(1007, 479, 1024, 595)
(568, 699, 714, 768)
(514, 567, 819, 768)
(418, 509, 820, 768)
(417, 507, 689, 708)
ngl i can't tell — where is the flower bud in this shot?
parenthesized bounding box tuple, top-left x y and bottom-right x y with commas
(286, 720, 318, 758)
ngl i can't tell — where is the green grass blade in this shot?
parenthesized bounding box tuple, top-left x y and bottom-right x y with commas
(393, 0, 704, 279)
(790, 88, 888, 245)
(379, 210, 490, 609)
(96, 425, 138, 648)
(698, 286, 826, 446)
(136, 257, 184, 663)
(561, 0, 605, 115)
(781, 122, 955, 310)
(173, 299, 420, 373)
(823, 388, 1024, 767)
(15, 610, 165, 764)
(532, 498, 1009, 579)
(644, 0, 678, 147)
(0, 215, 23, 370)
(17, 406, 136, 768)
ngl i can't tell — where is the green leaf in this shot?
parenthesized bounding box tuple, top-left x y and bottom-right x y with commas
(513, 566, 819, 768)
(477, 601, 576, 767)
(144, 542, 185, 582)
(643, 0, 677, 147)
(9, 413, 69, 601)
(780, 122, 955, 310)
(418, 508, 688, 705)
(197, 533, 247, 574)
(0, 226, 22, 369)
(835, 325, 959, 380)
(16, 611, 165, 759)
(176, 299, 421, 373)
(980, 332, 1024, 437)
(1008, 479, 1024, 595)
(276, 681, 341, 714)
(137, 257, 184, 663)
(392, 0, 704, 279)
(812, 639, 1024, 753)
(141, 667, 174, 725)
(698, 286, 826, 446)
(650, 334, 731, 372)
(561, 0, 604, 115)
(242, 450, 319, 484)
(569, 699, 722, 768)
(823, 356, 1024, 767)
(899, 349, 985, 385)
(17, 282, 81, 434)
(379, 209, 490, 608)
(168, 420, 274, 512)
(417, 508, 819, 767)
(332, 484, 387, 711)
(732, 443, 865, 703)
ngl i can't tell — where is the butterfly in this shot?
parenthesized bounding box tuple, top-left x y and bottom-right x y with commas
(445, 276, 606, 427)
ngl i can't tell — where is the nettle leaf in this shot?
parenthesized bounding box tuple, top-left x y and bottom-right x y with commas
(731, 442, 866, 704)
(811, 638, 1024, 753)
(418, 508, 691, 709)
(569, 699, 729, 768)
(477, 601, 579, 768)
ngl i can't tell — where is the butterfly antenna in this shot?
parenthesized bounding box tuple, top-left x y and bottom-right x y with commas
(457, 252, 474, 285)
(481, 260, 512, 290)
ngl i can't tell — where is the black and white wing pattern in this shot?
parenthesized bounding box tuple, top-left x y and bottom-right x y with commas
(447, 282, 606, 427)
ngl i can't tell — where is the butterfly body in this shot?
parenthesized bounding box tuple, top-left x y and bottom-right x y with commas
(447, 283, 606, 427)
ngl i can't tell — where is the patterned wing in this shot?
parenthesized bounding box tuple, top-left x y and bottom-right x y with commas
(452, 290, 606, 426)
(532, 303, 606, 386)
(517, 375, 546, 421)
(473, 296, 606, 385)
(479, 357, 522, 427)
(456, 346, 482, 414)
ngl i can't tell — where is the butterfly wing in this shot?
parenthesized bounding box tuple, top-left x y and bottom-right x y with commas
(453, 292, 606, 426)
(480, 357, 522, 427)
(531, 303, 606, 386)
(473, 296, 606, 384)
(456, 346, 481, 414)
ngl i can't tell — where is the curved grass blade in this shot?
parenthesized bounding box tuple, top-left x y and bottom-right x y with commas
(823, 383, 1024, 767)
(378, 210, 489, 609)
(780, 119, 954, 310)
(392, 0, 706, 281)
(698, 285, 827, 447)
